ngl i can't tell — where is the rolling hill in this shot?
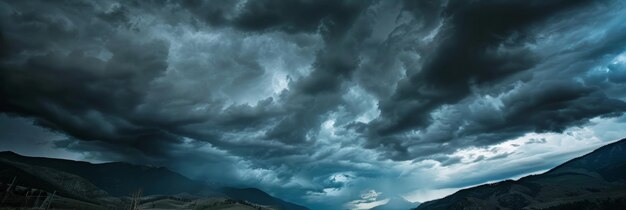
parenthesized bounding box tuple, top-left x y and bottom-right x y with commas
(223, 187, 309, 210)
(0, 151, 208, 196)
(0, 151, 309, 210)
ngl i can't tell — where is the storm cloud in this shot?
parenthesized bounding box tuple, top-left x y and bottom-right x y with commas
(1, 0, 626, 209)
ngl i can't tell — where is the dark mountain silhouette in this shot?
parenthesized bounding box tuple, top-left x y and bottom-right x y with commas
(415, 138, 626, 210)
(0, 159, 110, 201)
(0, 151, 309, 210)
(222, 187, 309, 210)
(0, 151, 206, 196)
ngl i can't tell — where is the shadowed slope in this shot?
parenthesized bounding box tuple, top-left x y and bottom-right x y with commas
(415, 138, 626, 210)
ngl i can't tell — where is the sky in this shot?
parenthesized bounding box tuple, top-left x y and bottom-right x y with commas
(1, 0, 626, 209)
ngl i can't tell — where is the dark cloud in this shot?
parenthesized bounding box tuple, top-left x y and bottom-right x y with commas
(362, 0, 626, 160)
(372, 0, 570, 135)
(432, 155, 462, 167)
(184, 0, 369, 36)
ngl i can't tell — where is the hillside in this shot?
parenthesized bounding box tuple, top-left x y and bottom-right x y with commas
(415, 138, 626, 210)
(0, 151, 309, 210)
(0, 158, 115, 204)
(223, 187, 309, 210)
(0, 151, 208, 196)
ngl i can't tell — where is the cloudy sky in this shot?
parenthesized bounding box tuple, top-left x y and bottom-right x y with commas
(1, 0, 626, 209)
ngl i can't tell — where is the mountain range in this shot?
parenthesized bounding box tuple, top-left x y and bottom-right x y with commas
(0, 151, 308, 210)
(2, 138, 626, 210)
(414, 138, 626, 210)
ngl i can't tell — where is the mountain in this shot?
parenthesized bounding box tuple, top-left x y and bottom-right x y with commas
(371, 196, 420, 210)
(415, 138, 626, 210)
(0, 151, 309, 210)
(0, 151, 207, 196)
(222, 187, 309, 210)
(0, 158, 112, 201)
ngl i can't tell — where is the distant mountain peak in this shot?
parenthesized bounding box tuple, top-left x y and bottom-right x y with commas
(371, 195, 419, 210)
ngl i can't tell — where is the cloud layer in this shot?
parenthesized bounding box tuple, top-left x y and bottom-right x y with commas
(1, 0, 626, 209)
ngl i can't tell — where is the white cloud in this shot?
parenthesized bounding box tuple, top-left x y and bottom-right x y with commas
(345, 189, 387, 210)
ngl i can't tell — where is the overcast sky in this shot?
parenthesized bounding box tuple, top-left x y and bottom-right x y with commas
(1, 0, 626, 209)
